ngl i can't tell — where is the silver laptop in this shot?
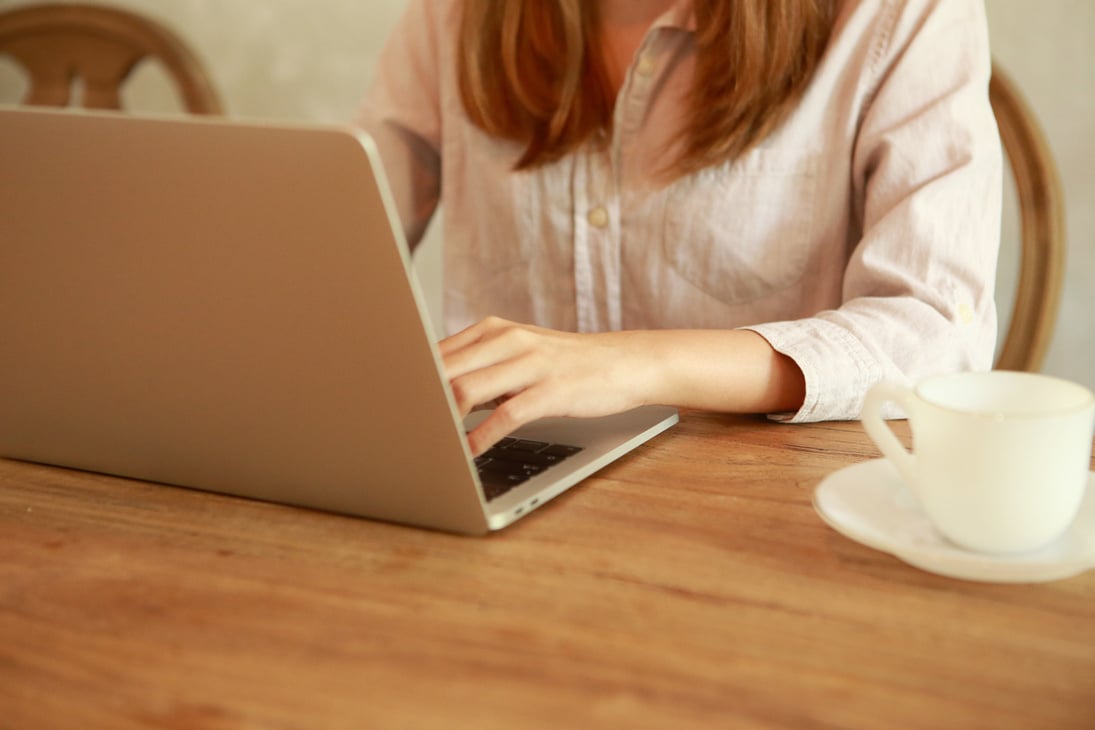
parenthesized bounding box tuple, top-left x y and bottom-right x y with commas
(0, 106, 677, 534)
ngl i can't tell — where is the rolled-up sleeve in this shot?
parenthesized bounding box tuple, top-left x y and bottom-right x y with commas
(750, 0, 1002, 422)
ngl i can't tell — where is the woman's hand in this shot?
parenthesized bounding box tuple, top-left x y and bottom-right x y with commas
(440, 317, 657, 455)
(440, 317, 807, 456)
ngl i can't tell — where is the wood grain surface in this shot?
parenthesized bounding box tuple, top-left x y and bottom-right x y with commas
(1, 412, 1093, 729)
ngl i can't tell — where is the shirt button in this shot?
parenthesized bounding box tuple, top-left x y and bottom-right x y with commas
(636, 54, 657, 77)
(957, 302, 975, 325)
(587, 206, 610, 228)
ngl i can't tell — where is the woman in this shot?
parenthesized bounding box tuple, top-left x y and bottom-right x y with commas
(357, 0, 1002, 455)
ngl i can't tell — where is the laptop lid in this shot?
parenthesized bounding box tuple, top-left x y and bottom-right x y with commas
(0, 107, 677, 534)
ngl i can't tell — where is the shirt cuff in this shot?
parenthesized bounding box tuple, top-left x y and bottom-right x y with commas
(743, 317, 888, 423)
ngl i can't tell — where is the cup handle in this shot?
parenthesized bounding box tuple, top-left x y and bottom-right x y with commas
(861, 382, 917, 487)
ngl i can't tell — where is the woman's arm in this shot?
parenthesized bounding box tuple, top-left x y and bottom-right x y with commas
(746, 0, 1002, 422)
(354, 0, 445, 250)
(442, 319, 804, 455)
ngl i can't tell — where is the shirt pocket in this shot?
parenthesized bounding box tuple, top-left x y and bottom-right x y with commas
(661, 149, 820, 304)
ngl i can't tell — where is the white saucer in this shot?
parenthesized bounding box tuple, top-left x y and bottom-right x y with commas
(813, 459, 1095, 583)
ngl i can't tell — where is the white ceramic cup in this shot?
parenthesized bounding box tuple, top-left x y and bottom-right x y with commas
(861, 371, 1095, 554)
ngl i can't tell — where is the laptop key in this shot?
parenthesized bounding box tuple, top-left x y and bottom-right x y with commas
(478, 465, 535, 500)
(476, 440, 584, 501)
(541, 444, 583, 458)
(507, 439, 550, 452)
(481, 448, 559, 468)
(478, 460, 543, 480)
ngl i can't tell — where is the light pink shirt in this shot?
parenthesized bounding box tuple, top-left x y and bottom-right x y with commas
(356, 0, 1002, 422)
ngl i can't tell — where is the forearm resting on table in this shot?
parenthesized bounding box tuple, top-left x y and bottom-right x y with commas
(638, 329, 805, 415)
(444, 321, 806, 454)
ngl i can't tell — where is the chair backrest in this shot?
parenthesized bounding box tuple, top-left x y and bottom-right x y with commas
(0, 3, 222, 114)
(989, 62, 1065, 372)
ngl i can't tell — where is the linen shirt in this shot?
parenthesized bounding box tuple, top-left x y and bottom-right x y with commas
(355, 0, 1002, 422)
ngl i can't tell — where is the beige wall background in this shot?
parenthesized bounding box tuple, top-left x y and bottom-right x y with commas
(2, 0, 1092, 390)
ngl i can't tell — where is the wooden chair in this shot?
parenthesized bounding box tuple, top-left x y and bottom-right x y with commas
(0, 2, 222, 114)
(989, 62, 1065, 372)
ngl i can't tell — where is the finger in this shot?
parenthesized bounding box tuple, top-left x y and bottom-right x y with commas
(437, 316, 510, 357)
(465, 384, 559, 456)
(443, 323, 539, 381)
(449, 351, 540, 415)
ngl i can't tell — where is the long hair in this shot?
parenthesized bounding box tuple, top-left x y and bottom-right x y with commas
(457, 0, 835, 178)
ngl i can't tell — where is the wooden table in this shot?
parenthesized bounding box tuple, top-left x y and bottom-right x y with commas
(1, 412, 1093, 729)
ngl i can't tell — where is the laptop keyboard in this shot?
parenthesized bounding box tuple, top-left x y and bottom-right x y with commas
(475, 437, 584, 501)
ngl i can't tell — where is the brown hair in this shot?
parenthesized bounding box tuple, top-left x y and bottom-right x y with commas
(457, 0, 835, 178)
